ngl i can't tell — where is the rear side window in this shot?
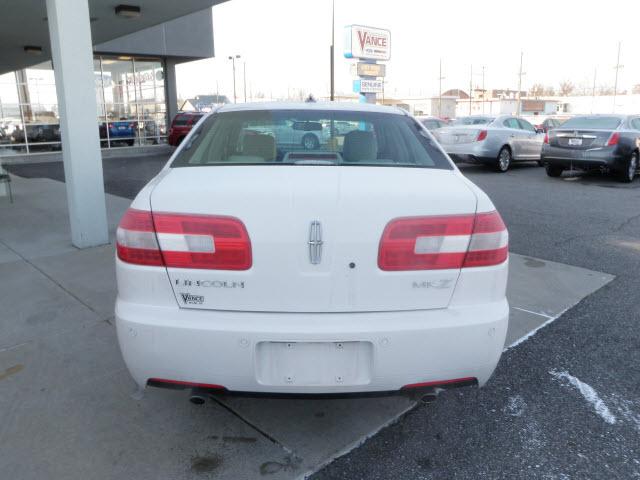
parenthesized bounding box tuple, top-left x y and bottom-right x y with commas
(630, 118, 640, 130)
(561, 116, 622, 129)
(503, 118, 520, 129)
(171, 110, 452, 170)
(518, 119, 536, 132)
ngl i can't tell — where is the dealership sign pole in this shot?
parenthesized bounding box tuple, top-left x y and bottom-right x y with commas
(344, 25, 390, 104)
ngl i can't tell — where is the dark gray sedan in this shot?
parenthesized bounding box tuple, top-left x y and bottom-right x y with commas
(541, 115, 640, 183)
(434, 115, 545, 172)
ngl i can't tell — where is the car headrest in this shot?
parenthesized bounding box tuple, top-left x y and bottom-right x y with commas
(342, 130, 377, 163)
(243, 133, 276, 161)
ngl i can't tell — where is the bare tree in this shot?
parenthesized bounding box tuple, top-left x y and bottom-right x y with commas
(632, 84, 640, 95)
(559, 81, 575, 96)
(597, 85, 614, 96)
(543, 86, 556, 96)
(529, 83, 544, 98)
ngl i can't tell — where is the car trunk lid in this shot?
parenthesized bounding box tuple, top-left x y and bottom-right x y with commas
(549, 129, 616, 150)
(149, 166, 478, 312)
(435, 127, 483, 145)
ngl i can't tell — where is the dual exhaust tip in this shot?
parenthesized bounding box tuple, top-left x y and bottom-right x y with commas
(188, 388, 209, 405)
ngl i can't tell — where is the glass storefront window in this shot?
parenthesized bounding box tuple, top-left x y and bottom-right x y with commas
(0, 55, 168, 156)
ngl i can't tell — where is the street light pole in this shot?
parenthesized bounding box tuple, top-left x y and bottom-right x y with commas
(228, 54, 240, 103)
(481, 66, 486, 114)
(438, 58, 444, 118)
(243, 61, 247, 102)
(330, 0, 335, 101)
(516, 50, 524, 116)
(591, 67, 597, 114)
(613, 41, 623, 113)
(469, 64, 473, 115)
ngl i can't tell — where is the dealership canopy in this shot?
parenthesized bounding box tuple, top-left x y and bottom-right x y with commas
(0, 0, 227, 248)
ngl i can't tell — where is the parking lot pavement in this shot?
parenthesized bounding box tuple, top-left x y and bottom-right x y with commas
(314, 163, 640, 479)
(0, 171, 616, 479)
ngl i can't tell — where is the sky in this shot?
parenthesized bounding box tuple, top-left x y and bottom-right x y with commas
(175, 0, 640, 101)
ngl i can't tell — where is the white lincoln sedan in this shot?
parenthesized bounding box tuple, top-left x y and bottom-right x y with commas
(115, 102, 509, 398)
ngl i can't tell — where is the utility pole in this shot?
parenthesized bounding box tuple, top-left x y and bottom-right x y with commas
(591, 67, 597, 113)
(481, 66, 486, 114)
(613, 41, 623, 113)
(516, 50, 524, 116)
(330, 0, 335, 101)
(438, 58, 445, 117)
(243, 61, 247, 102)
(228, 54, 240, 103)
(469, 64, 473, 115)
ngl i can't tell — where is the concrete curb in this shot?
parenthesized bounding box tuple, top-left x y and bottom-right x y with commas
(0, 145, 174, 165)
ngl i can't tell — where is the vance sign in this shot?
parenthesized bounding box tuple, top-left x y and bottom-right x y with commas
(344, 25, 391, 61)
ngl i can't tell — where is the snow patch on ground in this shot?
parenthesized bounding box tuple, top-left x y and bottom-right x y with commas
(523, 419, 544, 450)
(549, 370, 617, 425)
(613, 397, 640, 432)
(504, 395, 526, 417)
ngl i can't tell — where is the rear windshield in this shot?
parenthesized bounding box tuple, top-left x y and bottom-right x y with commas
(172, 115, 190, 126)
(561, 116, 622, 129)
(171, 109, 452, 169)
(451, 116, 495, 126)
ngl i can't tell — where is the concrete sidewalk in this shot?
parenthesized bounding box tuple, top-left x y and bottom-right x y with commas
(0, 175, 614, 479)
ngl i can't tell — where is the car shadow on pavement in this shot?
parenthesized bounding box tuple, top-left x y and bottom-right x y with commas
(455, 162, 542, 175)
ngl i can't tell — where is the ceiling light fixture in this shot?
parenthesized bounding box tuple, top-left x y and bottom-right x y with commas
(115, 5, 141, 18)
(24, 46, 43, 56)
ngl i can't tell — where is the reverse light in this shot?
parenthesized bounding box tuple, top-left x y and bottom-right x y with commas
(378, 211, 508, 271)
(607, 132, 620, 146)
(476, 130, 488, 142)
(116, 208, 252, 270)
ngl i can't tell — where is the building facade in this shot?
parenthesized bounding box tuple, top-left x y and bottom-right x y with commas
(0, 8, 216, 157)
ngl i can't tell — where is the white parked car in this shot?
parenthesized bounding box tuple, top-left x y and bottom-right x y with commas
(115, 102, 509, 399)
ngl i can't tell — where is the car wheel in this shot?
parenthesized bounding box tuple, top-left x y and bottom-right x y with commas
(618, 150, 638, 183)
(127, 139, 135, 146)
(545, 164, 564, 177)
(537, 160, 544, 167)
(495, 147, 511, 172)
(302, 134, 319, 150)
(176, 136, 185, 146)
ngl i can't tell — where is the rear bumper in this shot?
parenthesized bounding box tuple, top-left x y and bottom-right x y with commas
(541, 145, 626, 170)
(115, 299, 509, 395)
(443, 143, 495, 163)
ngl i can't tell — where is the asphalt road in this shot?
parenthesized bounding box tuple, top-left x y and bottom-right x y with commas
(314, 163, 640, 479)
(7, 157, 640, 478)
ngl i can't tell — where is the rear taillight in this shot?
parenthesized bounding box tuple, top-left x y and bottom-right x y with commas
(543, 133, 549, 144)
(607, 132, 620, 146)
(476, 130, 488, 142)
(153, 212, 251, 270)
(116, 208, 252, 270)
(116, 209, 163, 266)
(378, 211, 508, 271)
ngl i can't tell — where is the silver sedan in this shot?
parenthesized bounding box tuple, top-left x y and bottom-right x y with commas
(434, 115, 545, 172)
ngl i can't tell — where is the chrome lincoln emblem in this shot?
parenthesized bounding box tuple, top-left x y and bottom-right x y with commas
(308, 221, 323, 264)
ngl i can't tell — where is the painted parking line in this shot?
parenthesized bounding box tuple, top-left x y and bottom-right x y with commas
(511, 306, 554, 319)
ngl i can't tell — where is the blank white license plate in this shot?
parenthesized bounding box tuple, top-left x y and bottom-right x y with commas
(568, 138, 582, 146)
(255, 341, 373, 387)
